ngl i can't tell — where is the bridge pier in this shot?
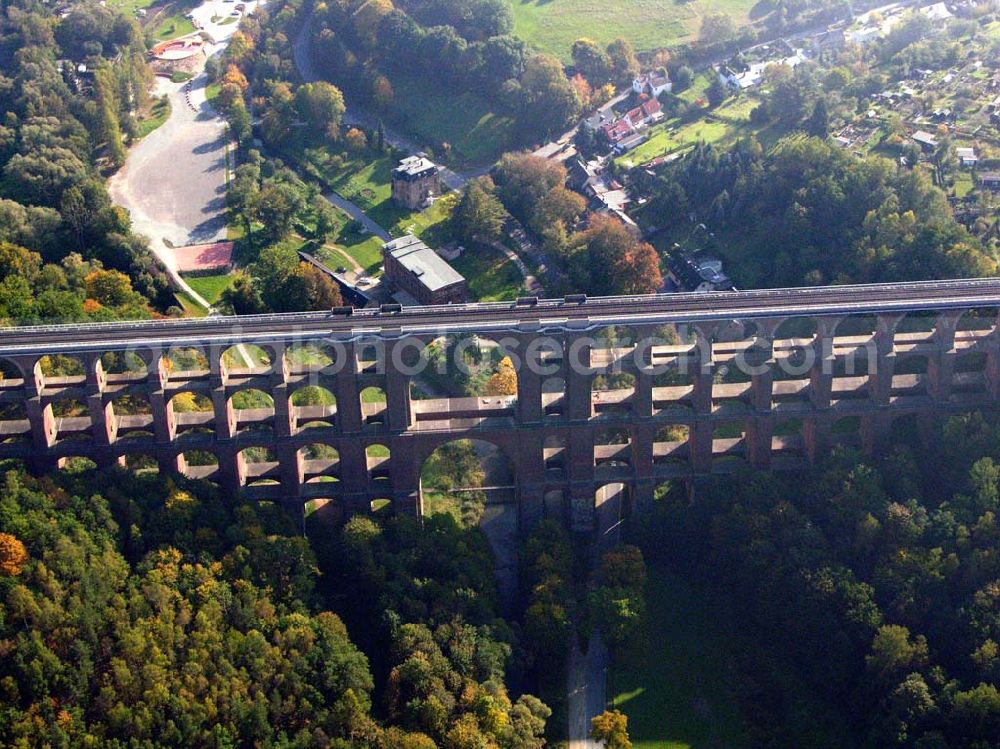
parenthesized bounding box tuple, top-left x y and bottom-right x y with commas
(0, 282, 997, 539)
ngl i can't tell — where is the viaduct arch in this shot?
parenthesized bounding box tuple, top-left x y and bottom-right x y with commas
(2, 280, 1000, 533)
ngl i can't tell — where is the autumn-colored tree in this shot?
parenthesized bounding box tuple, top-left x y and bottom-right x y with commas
(345, 127, 368, 153)
(227, 30, 253, 64)
(221, 64, 249, 92)
(570, 73, 592, 109)
(570, 214, 662, 295)
(0, 242, 42, 281)
(485, 356, 518, 396)
(590, 710, 631, 749)
(0, 532, 28, 575)
(84, 269, 135, 307)
(371, 73, 394, 111)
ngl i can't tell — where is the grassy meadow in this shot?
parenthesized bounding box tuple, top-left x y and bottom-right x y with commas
(509, 0, 762, 60)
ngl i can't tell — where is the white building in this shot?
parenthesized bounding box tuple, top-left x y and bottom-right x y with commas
(957, 147, 979, 167)
(632, 71, 672, 98)
(717, 49, 807, 90)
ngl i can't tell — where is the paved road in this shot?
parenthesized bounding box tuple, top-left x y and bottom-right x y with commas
(568, 632, 610, 749)
(4, 278, 999, 351)
(109, 0, 266, 310)
(324, 191, 390, 242)
(110, 71, 228, 251)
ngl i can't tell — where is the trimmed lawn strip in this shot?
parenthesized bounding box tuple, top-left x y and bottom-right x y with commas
(182, 272, 236, 305)
(451, 243, 524, 301)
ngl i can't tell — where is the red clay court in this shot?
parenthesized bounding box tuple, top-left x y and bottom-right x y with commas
(172, 241, 234, 272)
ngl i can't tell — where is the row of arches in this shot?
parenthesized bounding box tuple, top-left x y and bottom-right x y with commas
(33, 405, 962, 538)
(3, 307, 993, 387)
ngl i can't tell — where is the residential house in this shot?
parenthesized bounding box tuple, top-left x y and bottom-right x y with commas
(716, 49, 807, 90)
(632, 71, 671, 98)
(666, 252, 734, 293)
(848, 25, 883, 45)
(391, 155, 441, 210)
(569, 156, 632, 214)
(921, 2, 953, 21)
(625, 98, 663, 128)
(980, 172, 1000, 190)
(811, 28, 846, 54)
(911, 130, 939, 152)
(957, 147, 978, 167)
(600, 118, 634, 144)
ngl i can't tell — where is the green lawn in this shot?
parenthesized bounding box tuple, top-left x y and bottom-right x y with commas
(953, 172, 974, 199)
(151, 15, 196, 40)
(383, 69, 516, 167)
(617, 118, 732, 167)
(108, 0, 159, 14)
(393, 193, 458, 245)
(329, 229, 385, 276)
(327, 156, 407, 229)
(174, 290, 207, 316)
(712, 96, 756, 123)
(182, 272, 236, 305)
(678, 71, 714, 104)
(135, 95, 170, 139)
(611, 565, 750, 749)
(451, 243, 525, 302)
(510, 0, 758, 60)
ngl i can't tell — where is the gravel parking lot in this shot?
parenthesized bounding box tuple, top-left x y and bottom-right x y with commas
(109, 72, 228, 261)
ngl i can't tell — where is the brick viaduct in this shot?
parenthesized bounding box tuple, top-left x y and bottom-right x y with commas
(2, 280, 1000, 532)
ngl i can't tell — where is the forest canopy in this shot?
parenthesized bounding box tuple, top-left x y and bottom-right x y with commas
(640, 135, 995, 288)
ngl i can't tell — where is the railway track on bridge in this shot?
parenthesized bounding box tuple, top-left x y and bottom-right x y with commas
(3, 278, 1000, 354)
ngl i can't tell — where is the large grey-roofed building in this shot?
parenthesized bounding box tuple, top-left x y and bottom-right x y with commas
(382, 235, 467, 305)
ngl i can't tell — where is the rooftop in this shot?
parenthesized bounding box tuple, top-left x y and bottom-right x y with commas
(383, 235, 465, 292)
(393, 155, 439, 179)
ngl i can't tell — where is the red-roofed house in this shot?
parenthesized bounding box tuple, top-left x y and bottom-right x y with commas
(601, 118, 634, 144)
(625, 98, 662, 129)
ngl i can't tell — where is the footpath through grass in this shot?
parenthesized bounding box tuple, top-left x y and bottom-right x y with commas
(611, 565, 750, 749)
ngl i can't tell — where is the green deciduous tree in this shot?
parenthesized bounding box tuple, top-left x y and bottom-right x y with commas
(591, 709, 632, 749)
